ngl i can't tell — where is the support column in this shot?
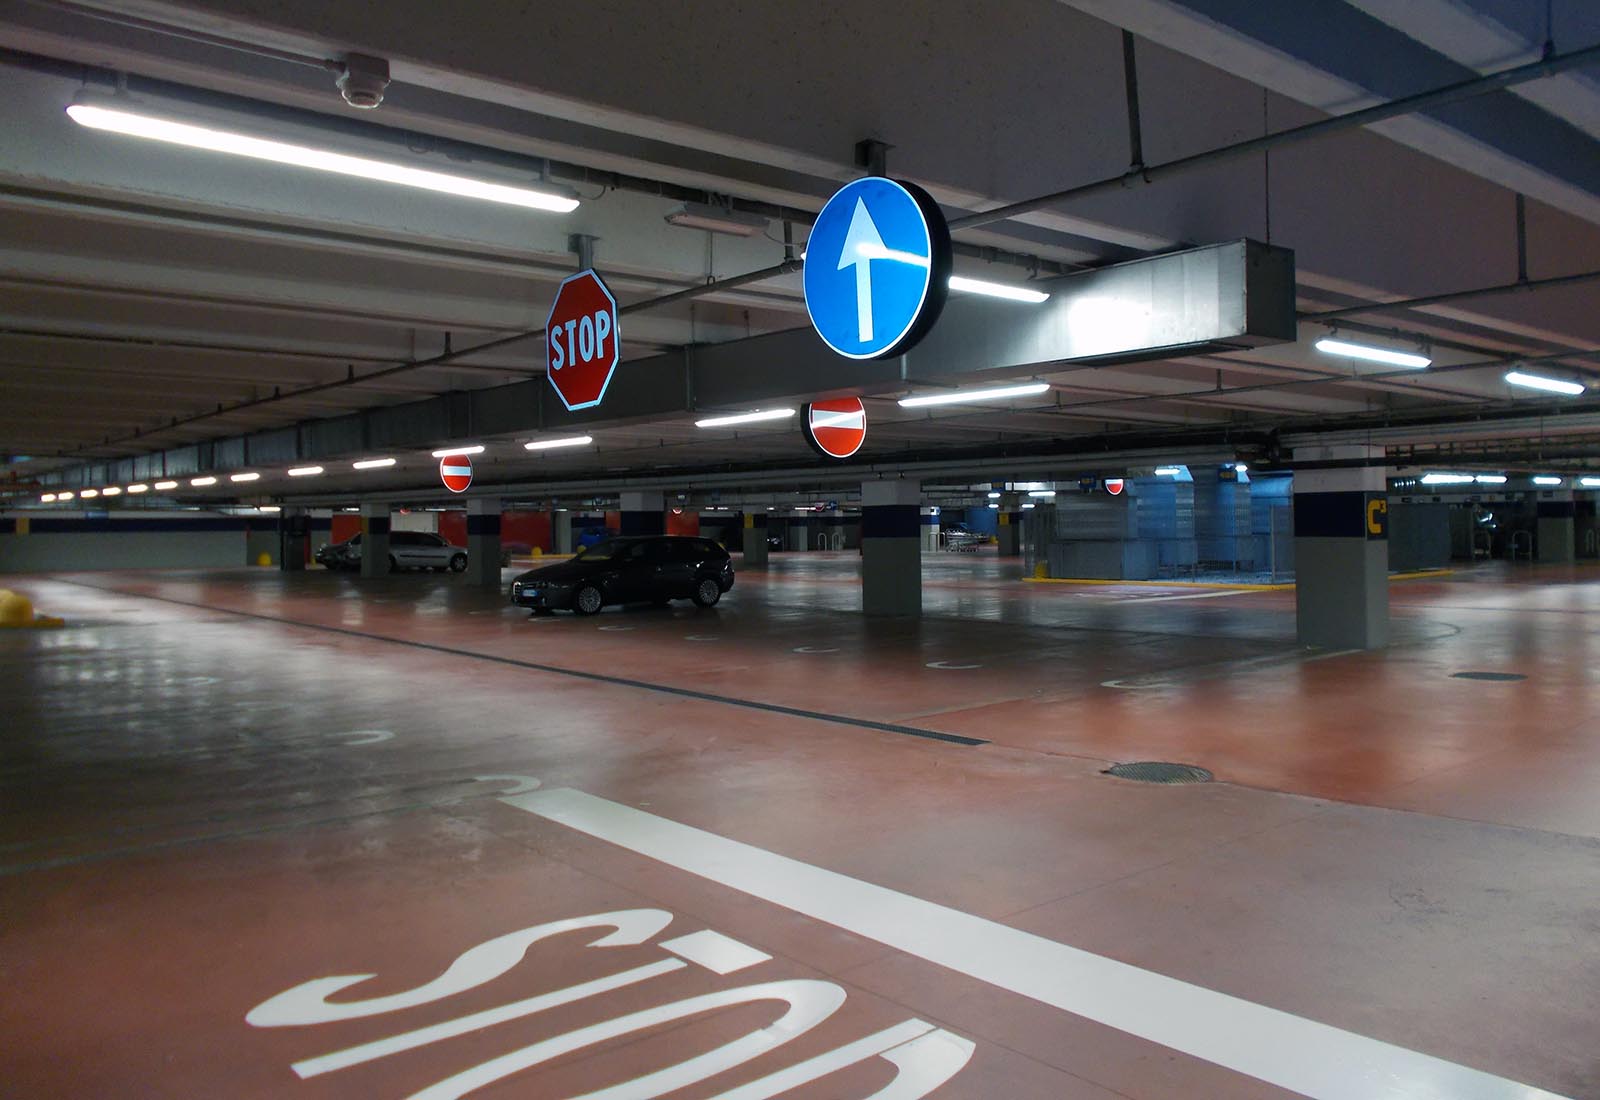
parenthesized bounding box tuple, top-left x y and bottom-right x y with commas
(553, 510, 574, 554)
(619, 491, 665, 536)
(278, 507, 307, 572)
(466, 497, 502, 587)
(359, 502, 390, 577)
(995, 494, 1022, 555)
(1537, 489, 1576, 563)
(921, 507, 942, 551)
(1293, 448, 1388, 650)
(741, 512, 769, 566)
(862, 479, 921, 617)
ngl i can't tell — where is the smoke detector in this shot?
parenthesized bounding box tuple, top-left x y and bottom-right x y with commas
(336, 53, 390, 109)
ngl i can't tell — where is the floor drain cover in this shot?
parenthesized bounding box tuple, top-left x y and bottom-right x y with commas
(1451, 671, 1527, 682)
(1103, 761, 1214, 784)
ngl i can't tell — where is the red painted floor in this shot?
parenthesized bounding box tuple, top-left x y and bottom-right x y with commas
(2, 555, 1597, 1098)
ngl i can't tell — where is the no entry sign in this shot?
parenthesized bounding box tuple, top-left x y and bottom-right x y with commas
(546, 269, 620, 412)
(439, 453, 473, 493)
(802, 398, 867, 459)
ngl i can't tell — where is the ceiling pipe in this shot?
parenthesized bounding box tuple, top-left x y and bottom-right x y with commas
(1299, 268, 1600, 323)
(946, 40, 1600, 232)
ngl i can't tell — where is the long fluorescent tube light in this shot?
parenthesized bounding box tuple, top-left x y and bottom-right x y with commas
(190, 476, 217, 486)
(286, 465, 324, 477)
(948, 275, 1050, 303)
(101, 486, 122, 496)
(66, 100, 580, 214)
(40, 493, 55, 503)
(126, 483, 148, 494)
(1475, 474, 1507, 484)
(80, 489, 99, 498)
(257, 505, 281, 513)
(523, 435, 594, 451)
(57, 491, 74, 500)
(229, 472, 260, 482)
(1582, 477, 1600, 488)
(351, 458, 395, 469)
(1505, 370, 1585, 396)
(664, 202, 768, 237)
(694, 409, 796, 428)
(1420, 473, 1474, 485)
(987, 492, 1001, 499)
(153, 480, 178, 490)
(1028, 490, 1056, 498)
(1154, 467, 1183, 476)
(430, 445, 485, 457)
(897, 382, 1049, 408)
(1314, 337, 1431, 369)
(1533, 476, 1564, 486)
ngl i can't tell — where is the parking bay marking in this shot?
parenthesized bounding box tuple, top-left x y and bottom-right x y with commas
(500, 785, 1573, 1100)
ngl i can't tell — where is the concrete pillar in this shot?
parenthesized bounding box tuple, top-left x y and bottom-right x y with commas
(619, 490, 665, 536)
(1537, 489, 1576, 563)
(920, 507, 942, 551)
(996, 494, 1022, 555)
(466, 497, 502, 587)
(553, 510, 574, 554)
(359, 502, 390, 577)
(278, 507, 307, 571)
(1293, 448, 1388, 650)
(741, 511, 769, 565)
(862, 479, 921, 616)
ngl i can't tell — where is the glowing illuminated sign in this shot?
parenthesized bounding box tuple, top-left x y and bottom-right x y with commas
(1105, 478, 1125, 496)
(802, 397, 867, 459)
(438, 453, 473, 494)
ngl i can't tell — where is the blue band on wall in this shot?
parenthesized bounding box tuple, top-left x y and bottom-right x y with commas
(1294, 491, 1384, 539)
(1537, 501, 1577, 518)
(619, 511, 665, 536)
(466, 514, 502, 536)
(365, 516, 391, 536)
(862, 505, 920, 539)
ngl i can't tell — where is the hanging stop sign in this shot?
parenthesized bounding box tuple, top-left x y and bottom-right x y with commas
(546, 269, 620, 412)
(802, 398, 867, 459)
(439, 453, 474, 494)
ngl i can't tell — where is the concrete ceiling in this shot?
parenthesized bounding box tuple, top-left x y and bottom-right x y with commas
(2, 0, 1599, 505)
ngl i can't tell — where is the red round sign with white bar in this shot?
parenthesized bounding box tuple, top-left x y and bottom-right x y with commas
(802, 397, 867, 459)
(1104, 478, 1125, 496)
(439, 453, 473, 494)
(546, 269, 620, 412)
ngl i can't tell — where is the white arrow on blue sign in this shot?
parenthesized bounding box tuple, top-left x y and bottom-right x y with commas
(803, 177, 952, 360)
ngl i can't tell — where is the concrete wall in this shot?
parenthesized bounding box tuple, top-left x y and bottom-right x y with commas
(1388, 503, 1452, 573)
(0, 513, 255, 572)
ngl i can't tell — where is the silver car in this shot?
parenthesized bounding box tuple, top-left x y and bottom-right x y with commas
(315, 531, 468, 572)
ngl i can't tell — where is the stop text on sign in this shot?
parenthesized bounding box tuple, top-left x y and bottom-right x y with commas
(545, 269, 620, 412)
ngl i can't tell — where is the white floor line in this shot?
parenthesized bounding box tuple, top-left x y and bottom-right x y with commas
(501, 787, 1571, 1100)
(1108, 589, 1260, 604)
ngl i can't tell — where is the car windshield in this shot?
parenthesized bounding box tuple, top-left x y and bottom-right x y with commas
(575, 540, 619, 561)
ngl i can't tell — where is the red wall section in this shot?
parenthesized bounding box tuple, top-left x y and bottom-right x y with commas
(331, 514, 360, 543)
(438, 511, 466, 547)
(503, 511, 551, 551)
(666, 510, 701, 537)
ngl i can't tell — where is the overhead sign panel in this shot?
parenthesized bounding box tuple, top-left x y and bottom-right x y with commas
(803, 177, 951, 360)
(439, 453, 473, 493)
(802, 398, 867, 459)
(546, 269, 620, 412)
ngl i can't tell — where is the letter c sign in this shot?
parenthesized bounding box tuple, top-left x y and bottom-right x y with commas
(1366, 497, 1388, 539)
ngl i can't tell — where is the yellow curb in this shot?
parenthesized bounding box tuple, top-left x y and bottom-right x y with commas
(1389, 569, 1455, 581)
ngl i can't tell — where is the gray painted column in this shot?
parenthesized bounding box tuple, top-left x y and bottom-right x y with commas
(920, 507, 942, 552)
(862, 479, 921, 617)
(1536, 488, 1576, 563)
(995, 494, 1022, 555)
(553, 510, 574, 554)
(466, 497, 502, 587)
(619, 490, 665, 536)
(1293, 448, 1388, 650)
(278, 507, 307, 571)
(359, 502, 390, 577)
(741, 511, 769, 566)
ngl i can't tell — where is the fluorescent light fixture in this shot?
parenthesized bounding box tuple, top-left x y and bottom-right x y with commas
(1533, 476, 1564, 486)
(1028, 490, 1056, 498)
(153, 480, 178, 490)
(40, 493, 55, 503)
(1235, 463, 1249, 473)
(1154, 466, 1183, 477)
(190, 476, 217, 487)
(257, 505, 281, 513)
(1314, 337, 1431, 369)
(1021, 502, 1036, 510)
(1582, 477, 1600, 488)
(523, 435, 594, 451)
(66, 99, 580, 214)
(57, 491, 74, 500)
(898, 382, 1050, 408)
(126, 483, 148, 494)
(101, 486, 122, 496)
(1420, 473, 1474, 485)
(988, 502, 999, 509)
(987, 492, 1001, 499)
(351, 458, 395, 470)
(80, 489, 99, 499)
(229, 472, 260, 482)
(1505, 370, 1585, 396)
(663, 202, 767, 237)
(1474, 474, 1507, 484)
(286, 465, 323, 477)
(948, 275, 1050, 303)
(430, 445, 485, 457)
(694, 409, 796, 428)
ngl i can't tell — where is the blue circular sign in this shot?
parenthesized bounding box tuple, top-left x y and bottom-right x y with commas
(804, 177, 951, 360)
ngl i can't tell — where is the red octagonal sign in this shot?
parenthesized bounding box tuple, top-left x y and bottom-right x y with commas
(546, 269, 620, 412)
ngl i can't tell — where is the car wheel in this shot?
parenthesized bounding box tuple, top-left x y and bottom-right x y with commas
(574, 585, 603, 616)
(449, 554, 467, 573)
(692, 577, 722, 608)
(387, 554, 399, 572)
